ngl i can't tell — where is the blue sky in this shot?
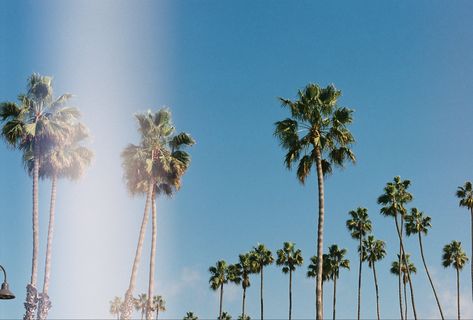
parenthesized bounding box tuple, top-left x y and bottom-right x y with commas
(1, 0, 473, 318)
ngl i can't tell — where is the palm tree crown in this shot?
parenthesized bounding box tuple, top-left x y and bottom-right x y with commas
(250, 244, 274, 272)
(362, 236, 386, 268)
(274, 83, 355, 183)
(209, 261, 229, 290)
(110, 297, 123, 318)
(456, 182, 473, 210)
(183, 312, 198, 320)
(377, 176, 413, 217)
(325, 244, 350, 279)
(391, 254, 417, 284)
(238, 253, 253, 290)
(346, 207, 372, 240)
(405, 208, 431, 237)
(276, 242, 304, 273)
(307, 255, 331, 282)
(443, 241, 469, 270)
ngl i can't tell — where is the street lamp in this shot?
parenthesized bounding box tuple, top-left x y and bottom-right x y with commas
(0, 265, 15, 299)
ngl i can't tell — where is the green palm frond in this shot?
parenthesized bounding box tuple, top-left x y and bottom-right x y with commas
(442, 240, 468, 270)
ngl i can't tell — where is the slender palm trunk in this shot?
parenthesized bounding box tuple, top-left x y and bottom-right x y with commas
(333, 276, 337, 320)
(37, 176, 58, 320)
(398, 216, 404, 320)
(457, 267, 461, 320)
(395, 215, 418, 319)
(418, 234, 444, 319)
(219, 283, 224, 319)
(315, 150, 325, 320)
(372, 263, 380, 320)
(357, 236, 362, 320)
(242, 286, 246, 319)
(156, 309, 159, 320)
(146, 193, 157, 320)
(24, 143, 40, 320)
(404, 281, 408, 320)
(289, 270, 292, 320)
(121, 183, 153, 320)
(260, 268, 264, 320)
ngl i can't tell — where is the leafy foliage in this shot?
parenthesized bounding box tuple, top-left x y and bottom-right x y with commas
(390, 254, 417, 284)
(442, 241, 468, 270)
(276, 242, 304, 274)
(378, 176, 413, 218)
(362, 235, 386, 268)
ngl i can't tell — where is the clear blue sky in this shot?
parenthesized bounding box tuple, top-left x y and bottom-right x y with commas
(1, 0, 473, 318)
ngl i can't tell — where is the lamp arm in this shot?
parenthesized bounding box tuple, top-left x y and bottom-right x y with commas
(0, 265, 6, 282)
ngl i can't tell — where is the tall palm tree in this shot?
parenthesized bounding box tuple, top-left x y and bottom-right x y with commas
(362, 235, 386, 320)
(183, 312, 198, 320)
(378, 176, 416, 320)
(456, 181, 473, 301)
(443, 241, 468, 320)
(30, 123, 93, 320)
(346, 207, 372, 320)
(209, 260, 230, 319)
(110, 297, 123, 320)
(274, 83, 356, 320)
(391, 254, 417, 320)
(276, 242, 304, 320)
(237, 253, 254, 320)
(151, 295, 166, 320)
(249, 244, 274, 320)
(121, 109, 194, 320)
(0, 74, 79, 320)
(134, 294, 148, 320)
(405, 208, 444, 319)
(325, 245, 350, 320)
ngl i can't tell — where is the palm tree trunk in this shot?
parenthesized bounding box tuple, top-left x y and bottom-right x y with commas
(457, 267, 461, 320)
(121, 183, 153, 320)
(242, 287, 246, 319)
(395, 215, 418, 320)
(219, 283, 224, 319)
(418, 234, 444, 319)
(24, 143, 40, 320)
(289, 270, 292, 320)
(357, 236, 362, 320)
(156, 308, 159, 320)
(404, 281, 408, 320)
(333, 276, 337, 320)
(372, 263, 380, 320)
(260, 268, 264, 320)
(398, 216, 404, 320)
(147, 193, 158, 320)
(37, 176, 58, 320)
(315, 149, 325, 320)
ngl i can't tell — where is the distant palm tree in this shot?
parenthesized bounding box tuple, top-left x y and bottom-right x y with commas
(346, 207, 372, 320)
(237, 253, 254, 319)
(276, 242, 304, 320)
(405, 208, 444, 319)
(391, 254, 417, 320)
(151, 295, 166, 320)
(456, 181, 473, 301)
(378, 176, 416, 320)
(121, 109, 194, 320)
(443, 240, 469, 320)
(30, 122, 93, 320)
(325, 244, 350, 320)
(0, 74, 79, 320)
(110, 297, 123, 320)
(237, 315, 250, 320)
(362, 235, 386, 320)
(219, 312, 232, 320)
(183, 312, 198, 320)
(307, 254, 331, 307)
(275, 83, 356, 320)
(210, 260, 238, 319)
(134, 294, 148, 320)
(250, 244, 274, 320)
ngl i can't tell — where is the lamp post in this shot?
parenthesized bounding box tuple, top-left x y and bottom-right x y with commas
(0, 264, 15, 299)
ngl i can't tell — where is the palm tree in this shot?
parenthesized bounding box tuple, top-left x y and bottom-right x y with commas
(209, 260, 230, 319)
(405, 208, 444, 319)
(31, 123, 93, 320)
(362, 235, 386, 320)
(134, 294, 148, 320)
(0, 74, 79, 320)
(378, 176, 416, 320)
(346, 207, 372, 320)
(110, 297, 123, 320)
(237, 315, 250, 320)
(151, 295, 166, 320)
(276, 242, 303, 320)
(307, 254, 331, 308)
(219, 312, 232, 320)
(325, 244, 350, 320)
(391, 254, 417, 320)
(183, 312, 198, 320)
(121, 109, 194, 320)
(443, 240, 468, 320)
(237, 253, 254, 320)
(274, 83, 356, 320)
(249, 244, 274, 320)
(456, 181, 473, 301)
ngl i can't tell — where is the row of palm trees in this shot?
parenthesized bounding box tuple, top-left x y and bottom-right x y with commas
(110, 294, 165, 320)
(0, 74, 93, 320)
